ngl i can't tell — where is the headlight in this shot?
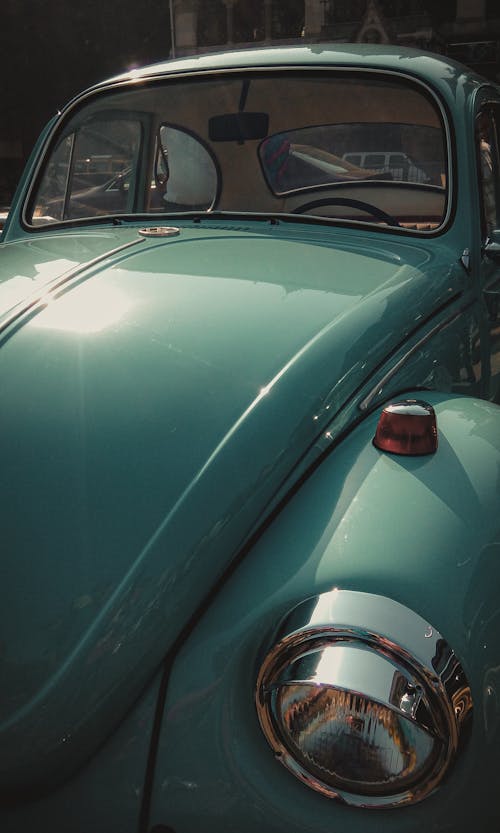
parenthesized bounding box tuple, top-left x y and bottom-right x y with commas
(256, 590, 472, 809)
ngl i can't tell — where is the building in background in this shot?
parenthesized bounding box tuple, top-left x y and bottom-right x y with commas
(2, 0, 500, 205)
(170, 0, 500, 83)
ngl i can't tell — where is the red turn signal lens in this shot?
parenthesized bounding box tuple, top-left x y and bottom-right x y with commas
(373, 400, 438, 456)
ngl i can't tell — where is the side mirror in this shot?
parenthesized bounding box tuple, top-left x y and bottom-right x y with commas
(484, 232, 500, 260)
(154, 145, 169, 189)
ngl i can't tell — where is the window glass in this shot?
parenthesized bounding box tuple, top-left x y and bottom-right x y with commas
(155, 126, 218, 211)
(28, 72, 448, 232)
(260, 121, 444, 195)
(477, 109, 500, 237)
(32, 135, 73, 223)
(32, 118, 141, 224)
(365, 154, 385, 168)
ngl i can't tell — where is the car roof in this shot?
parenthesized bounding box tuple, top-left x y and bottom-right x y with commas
(91, 43, 487, 95)
(57, 43, 489, 125)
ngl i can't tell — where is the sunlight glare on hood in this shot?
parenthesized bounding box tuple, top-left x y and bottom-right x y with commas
(33, 281, 132, 334)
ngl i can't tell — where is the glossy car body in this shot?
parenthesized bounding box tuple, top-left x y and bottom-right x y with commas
(1, 43, 500, 832)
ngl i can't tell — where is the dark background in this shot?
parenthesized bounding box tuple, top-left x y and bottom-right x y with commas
(1, 0, 500, 207)
(1, 0, 172, 204)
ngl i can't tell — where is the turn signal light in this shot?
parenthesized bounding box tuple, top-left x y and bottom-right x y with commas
(373, 400, 437, 455)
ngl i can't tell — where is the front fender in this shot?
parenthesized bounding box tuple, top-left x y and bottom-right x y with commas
(149, 393, 500, 833)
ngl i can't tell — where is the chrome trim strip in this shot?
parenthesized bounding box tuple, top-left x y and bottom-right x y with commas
(21, 65, 453, 236)
(358, 305, 466, 412)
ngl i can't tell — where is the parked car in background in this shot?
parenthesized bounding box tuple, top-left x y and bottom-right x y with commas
(1, 44, 500, 833)
(41, 167, 164, 219)
(342, 150, 433, 183)
(0, 210, 8, 233)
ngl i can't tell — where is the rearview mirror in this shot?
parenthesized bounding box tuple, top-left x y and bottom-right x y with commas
(208, 112, 269, 142)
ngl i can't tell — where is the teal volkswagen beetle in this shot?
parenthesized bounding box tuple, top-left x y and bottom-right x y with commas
(1, 43, 500, 832)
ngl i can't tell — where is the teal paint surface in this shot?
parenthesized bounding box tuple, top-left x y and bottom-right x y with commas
(0, 223, 466, 793)
(0, 43, 499, 830)
(149, 394, 500, 833)
(1, 672, 161, 833)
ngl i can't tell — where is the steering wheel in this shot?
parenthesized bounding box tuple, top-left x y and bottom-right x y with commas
(292, 196, 400, 227)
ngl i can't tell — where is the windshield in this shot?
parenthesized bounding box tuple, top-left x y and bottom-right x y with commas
(28, 71, 448, 232)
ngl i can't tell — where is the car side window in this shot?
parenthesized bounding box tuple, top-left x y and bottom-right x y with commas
(31, 118, 141, 224)
(477, 108, 500, 239)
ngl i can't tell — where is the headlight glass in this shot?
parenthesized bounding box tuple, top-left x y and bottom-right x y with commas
(256, 591, 472, 808)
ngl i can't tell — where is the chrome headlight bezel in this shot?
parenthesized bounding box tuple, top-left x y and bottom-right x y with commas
(256, 590, 472, 809)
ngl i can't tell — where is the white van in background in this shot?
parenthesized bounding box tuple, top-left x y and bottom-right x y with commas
(342, 151, 430, 183)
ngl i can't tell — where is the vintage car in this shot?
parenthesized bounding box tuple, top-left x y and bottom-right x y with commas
(1, 43, 500, 833)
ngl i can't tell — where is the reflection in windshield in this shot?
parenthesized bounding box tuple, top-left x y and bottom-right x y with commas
(29, 72, 448, 232)
(157, 125, 218, 211)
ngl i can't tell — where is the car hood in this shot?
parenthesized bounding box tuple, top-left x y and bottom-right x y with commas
(0, 222, 462, 794)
